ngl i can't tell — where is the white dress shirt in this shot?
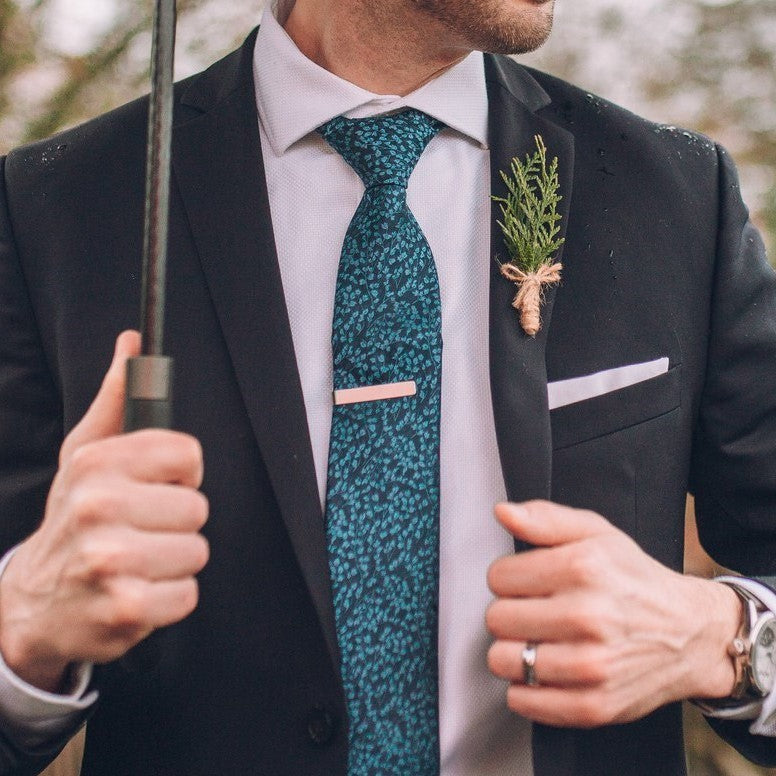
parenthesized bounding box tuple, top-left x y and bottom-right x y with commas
(1, 0, 775, 768)
(257, 2, 532, 772)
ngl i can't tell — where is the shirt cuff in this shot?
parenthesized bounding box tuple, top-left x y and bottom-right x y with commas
(0, 546, 98, 749)
(701, 577, 776, 735)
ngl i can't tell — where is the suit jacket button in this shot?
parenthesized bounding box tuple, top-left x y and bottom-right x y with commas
(307, 706, 336, 746)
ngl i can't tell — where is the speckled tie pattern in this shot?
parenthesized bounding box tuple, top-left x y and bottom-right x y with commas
(319, 110, 444, 775)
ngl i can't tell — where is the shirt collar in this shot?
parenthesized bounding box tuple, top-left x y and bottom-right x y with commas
(253, 1, 489, 155)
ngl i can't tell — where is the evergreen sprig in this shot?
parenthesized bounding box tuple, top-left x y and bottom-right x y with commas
(493, 135, 565, 273)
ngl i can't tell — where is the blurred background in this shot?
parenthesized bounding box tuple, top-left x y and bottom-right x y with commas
(0, 1, 774, 774)
(0, 0, 774, 256)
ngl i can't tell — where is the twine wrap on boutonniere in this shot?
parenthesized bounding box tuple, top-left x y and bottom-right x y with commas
(493, 135, 565, 337)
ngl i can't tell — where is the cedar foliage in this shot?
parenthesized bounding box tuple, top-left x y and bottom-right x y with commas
(493, 135, 565, 273)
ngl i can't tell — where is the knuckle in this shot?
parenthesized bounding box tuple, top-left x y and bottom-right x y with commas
(486, 642, 499, 673)
(575, 695, 605, 727)
(564, 603, 591, 634)
(568, 548, 601, 587)
(575, 650, 610, 685)
(576, 692, 615, 727)
(178, 435, 203, 473)
(567, 600, 607, 640)
(506, 685, 525, 714)
(484, 603, 497, 634)
(128, 428, 163, 446)
(69, 487, 116, 528)
(106, 581, 147, 630)
(522, 500, 549, 519)
(59, 438, 75, 467)
(66, 488, 94, 529)
(76, 535, 121, 581)
(487, 641, 504, 675)
(67, 443, 103, 479)
(192, 535, 210, 571)
(486, 559, 505, 592)
(488, 641, 519, 679)
(188, 490, 210, 527)
(484, 601, 505, 636)
(177, 579, 200, 617)
(583, 509, 612, 533)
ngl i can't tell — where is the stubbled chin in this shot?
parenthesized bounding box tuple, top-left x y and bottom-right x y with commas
(412, 0, 555, 57)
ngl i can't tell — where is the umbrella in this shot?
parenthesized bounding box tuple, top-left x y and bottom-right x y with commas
(122, 0, 177, 671)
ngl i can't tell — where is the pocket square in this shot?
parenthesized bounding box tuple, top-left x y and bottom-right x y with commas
(547, 357, 670, 410)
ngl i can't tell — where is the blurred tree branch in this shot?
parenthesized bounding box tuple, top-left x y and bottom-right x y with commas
(1, 0, 772, 263)
(522, 0, 776, 258)
(0, 0, 254, 154)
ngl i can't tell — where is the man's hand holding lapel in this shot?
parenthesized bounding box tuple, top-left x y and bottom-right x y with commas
(486, 501, 742, 727)
(0, 331, 209, 693)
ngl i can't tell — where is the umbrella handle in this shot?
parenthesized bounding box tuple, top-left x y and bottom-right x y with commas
(124, 356, 174, 431)
(120, 356, 174, 673)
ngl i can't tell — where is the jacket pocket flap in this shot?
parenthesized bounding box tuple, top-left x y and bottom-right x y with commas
(551, 365, 681, 449)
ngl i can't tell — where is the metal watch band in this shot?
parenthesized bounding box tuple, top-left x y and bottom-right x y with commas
(722, 582, 759, 700)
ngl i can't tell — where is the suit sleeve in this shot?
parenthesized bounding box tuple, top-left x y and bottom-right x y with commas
(689, 145, 776, 764)
(0, 156, 91, 774)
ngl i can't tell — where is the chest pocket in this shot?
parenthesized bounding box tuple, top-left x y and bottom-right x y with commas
(550, 364, 681, 450)
(549, 362, 682, 536)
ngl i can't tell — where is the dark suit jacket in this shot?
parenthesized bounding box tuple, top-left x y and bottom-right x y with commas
(1, 29, 775, 776)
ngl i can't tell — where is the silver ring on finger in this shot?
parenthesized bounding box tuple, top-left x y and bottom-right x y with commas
(522, 641, 539, 686)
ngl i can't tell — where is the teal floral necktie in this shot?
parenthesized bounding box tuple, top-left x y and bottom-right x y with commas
(319, 109, 444, 775)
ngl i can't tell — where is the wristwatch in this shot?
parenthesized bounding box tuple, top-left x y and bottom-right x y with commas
(694, 578, 776, 714)
(723, 580, 776, 699)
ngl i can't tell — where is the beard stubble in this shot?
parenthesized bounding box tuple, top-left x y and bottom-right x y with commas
(410, 0, 555, 55)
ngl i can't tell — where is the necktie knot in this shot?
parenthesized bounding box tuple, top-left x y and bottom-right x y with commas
(318, 109, 444, 189)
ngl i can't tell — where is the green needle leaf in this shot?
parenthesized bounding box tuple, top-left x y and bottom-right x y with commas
(492, 135, 566, 273)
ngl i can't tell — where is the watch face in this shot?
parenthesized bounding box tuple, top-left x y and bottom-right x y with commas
(752, 617, 776, 695)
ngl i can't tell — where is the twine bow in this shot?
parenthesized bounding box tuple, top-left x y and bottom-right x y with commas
(500, 262, 563, 337)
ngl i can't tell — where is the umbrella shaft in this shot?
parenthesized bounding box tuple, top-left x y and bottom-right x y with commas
(141, 0, 176, 356)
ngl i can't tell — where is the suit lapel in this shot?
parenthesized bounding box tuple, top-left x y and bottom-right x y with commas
(486, 54, 577, 776)
(171, 34, 339, 669)
(485, 55, 574, 512)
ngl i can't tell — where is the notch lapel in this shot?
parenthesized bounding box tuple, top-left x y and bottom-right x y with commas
(485, 55, 575, 512)
(171, 35, 339, 669)
(486, 55, 577, 776)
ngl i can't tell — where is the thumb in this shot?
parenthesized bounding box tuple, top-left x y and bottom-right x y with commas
(60, 331, 141, 463)
(495, 500, 612, 547)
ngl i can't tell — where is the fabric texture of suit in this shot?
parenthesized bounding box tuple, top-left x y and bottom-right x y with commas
(1, 29, 775, 775)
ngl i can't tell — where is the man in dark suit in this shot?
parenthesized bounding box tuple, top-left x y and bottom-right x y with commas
(0, 0, 775, 773)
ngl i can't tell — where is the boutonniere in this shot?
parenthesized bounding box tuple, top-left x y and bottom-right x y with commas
(493, 135, 564, 337)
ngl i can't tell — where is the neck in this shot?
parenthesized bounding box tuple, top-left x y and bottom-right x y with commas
(283, 0, 470, 95)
